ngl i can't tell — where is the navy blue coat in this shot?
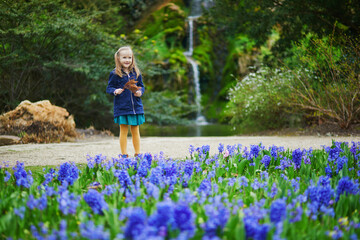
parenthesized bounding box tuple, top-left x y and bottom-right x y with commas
(106, 69, 145, 118)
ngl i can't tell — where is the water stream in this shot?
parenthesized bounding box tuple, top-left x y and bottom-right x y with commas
(140, 0, 237, 137)
(184, 15, 208, 126)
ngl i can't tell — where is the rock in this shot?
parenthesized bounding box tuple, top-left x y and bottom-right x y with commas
(76, 126, 113, 138)
(0, 135, 21, 146)
(0, 100, 78, 143)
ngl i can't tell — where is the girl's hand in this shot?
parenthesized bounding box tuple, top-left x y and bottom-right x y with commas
(114, 88, 124, 95)
(134, 90, 142, 97)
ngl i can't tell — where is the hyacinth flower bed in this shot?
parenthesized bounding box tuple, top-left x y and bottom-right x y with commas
(1, 141, 360, 240)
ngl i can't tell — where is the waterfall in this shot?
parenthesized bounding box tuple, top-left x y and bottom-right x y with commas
(184, 15, 208, 125)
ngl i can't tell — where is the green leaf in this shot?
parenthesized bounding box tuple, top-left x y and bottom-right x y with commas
(97, 170, 104, 186)
(237, 159, 249, 175)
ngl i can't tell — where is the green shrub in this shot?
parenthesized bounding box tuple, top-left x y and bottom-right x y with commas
(142, 91, 197, 125)
(224, 66, 298, 132)
(286, 33, 360, 129)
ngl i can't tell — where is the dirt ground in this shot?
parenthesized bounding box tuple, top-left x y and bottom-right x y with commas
(1, 135, 360, 167)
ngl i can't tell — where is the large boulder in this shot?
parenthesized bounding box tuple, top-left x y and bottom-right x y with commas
(0, 100, 78, 143)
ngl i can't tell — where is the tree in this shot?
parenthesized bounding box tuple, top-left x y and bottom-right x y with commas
(0, 0, 120, 127)
(0, 0, 198, 129)
(209, 0, 360, 53)
(289, 34, 360, 129)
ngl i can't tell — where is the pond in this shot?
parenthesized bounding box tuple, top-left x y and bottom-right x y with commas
(139, 124, 238, 137)
(110, 123, 238, 137)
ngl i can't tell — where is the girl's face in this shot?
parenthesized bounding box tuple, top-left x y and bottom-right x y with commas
(119, 49, 133, 70)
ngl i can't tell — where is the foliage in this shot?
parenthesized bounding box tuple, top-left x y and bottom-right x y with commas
(189, 15, 226, 121)
(220, 34, 258, 95)
(287, 34, 360, 129)
(0, 0, 120, 128)
(193, 17, 216, 82)
(207, 0, 360, 130)
(1, 141, 360, 239)
(208, 0, 360, 54)
(224, 66, 297, 132)
(142, 91, 197, 125)
(63, 0, 159, 33)
(134, 2, 190, 92)
(2, 0, 359, 133)
(197, 26, 280, 122)
(141, 2, 186, 44)
(0, 0, 196, 129)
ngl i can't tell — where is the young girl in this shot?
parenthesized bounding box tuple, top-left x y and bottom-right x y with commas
(106, 46, 145, 158)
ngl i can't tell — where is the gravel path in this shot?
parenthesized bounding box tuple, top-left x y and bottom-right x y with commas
(1, 136, 360, 167)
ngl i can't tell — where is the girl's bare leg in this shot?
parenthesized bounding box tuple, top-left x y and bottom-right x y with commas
(119, 124, 129, 155)
(130, 125, 140, 155)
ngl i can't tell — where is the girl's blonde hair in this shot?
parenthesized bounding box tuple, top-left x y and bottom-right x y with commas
(114, 46, 141, 78)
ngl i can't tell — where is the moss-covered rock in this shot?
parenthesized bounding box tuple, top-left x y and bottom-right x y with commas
(220, 35, 259, 95)
(141, 2, 186, 49)
(193, 19, 215, 81)
(133, 1, 191, 94)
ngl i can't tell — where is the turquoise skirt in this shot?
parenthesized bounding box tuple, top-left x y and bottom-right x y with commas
(114, 114, 145, 126)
